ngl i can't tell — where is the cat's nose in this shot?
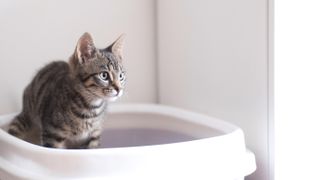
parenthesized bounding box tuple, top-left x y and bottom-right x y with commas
(111, 81, 121, 93)
(112, 85, 123, 97)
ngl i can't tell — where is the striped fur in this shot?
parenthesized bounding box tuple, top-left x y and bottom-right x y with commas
(8, 33, 126, 149)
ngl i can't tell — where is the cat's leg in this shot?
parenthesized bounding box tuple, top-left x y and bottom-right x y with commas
(86, 135, 101, 149)
(85, 129, 102, 149)
(8, 113, 31, 140)
(41, 129, 67, 149)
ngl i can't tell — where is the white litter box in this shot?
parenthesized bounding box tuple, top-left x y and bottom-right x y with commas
(0, 104, 256, 180)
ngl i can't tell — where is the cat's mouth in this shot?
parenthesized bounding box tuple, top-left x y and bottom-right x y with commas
(104, 89, 123, 101)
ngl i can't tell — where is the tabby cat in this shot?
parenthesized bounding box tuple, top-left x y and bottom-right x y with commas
(8, 33, 126, 149)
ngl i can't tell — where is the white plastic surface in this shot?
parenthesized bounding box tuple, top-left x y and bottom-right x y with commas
(0, 104, 256, 180)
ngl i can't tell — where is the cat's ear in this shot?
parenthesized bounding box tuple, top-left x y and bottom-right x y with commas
(75, 32, 96, 64)
(107, 34, 125, 60)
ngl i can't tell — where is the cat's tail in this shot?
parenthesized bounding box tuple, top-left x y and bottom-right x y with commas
(8, 113, 31, 140)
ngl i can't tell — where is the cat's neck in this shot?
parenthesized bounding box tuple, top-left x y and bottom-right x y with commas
(72, 83, 105, 107)
(90, 99, 104, 107)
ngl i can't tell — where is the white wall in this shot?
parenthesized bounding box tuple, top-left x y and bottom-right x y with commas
(275, 1, 320, 179)
(157, 1, 270, 179)
(0, 0, 157, 115)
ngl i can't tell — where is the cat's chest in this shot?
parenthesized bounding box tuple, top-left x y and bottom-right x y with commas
(69, 100, 106, 139)
(73, 118, 102, 139)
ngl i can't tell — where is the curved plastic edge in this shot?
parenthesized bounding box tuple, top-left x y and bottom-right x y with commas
(244, 149, 257, 176)
(109, 103, 240, 133)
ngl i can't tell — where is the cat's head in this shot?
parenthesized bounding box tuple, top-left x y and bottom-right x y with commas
(69, 32, 126, 101)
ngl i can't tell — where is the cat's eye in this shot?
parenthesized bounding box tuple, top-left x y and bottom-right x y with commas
(99, 72, 109, 81)
(119, 72, 125, 80)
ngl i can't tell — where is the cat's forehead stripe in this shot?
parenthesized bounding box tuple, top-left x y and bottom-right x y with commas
(100, 65, 108, 71)
(100, 62, 120, 71)
(100, 52, 120, 71)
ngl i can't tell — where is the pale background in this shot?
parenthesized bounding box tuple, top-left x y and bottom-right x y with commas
(0, 1, 271, 180)
(275, 0, 320, 180)
(0, 0, 158, 114)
